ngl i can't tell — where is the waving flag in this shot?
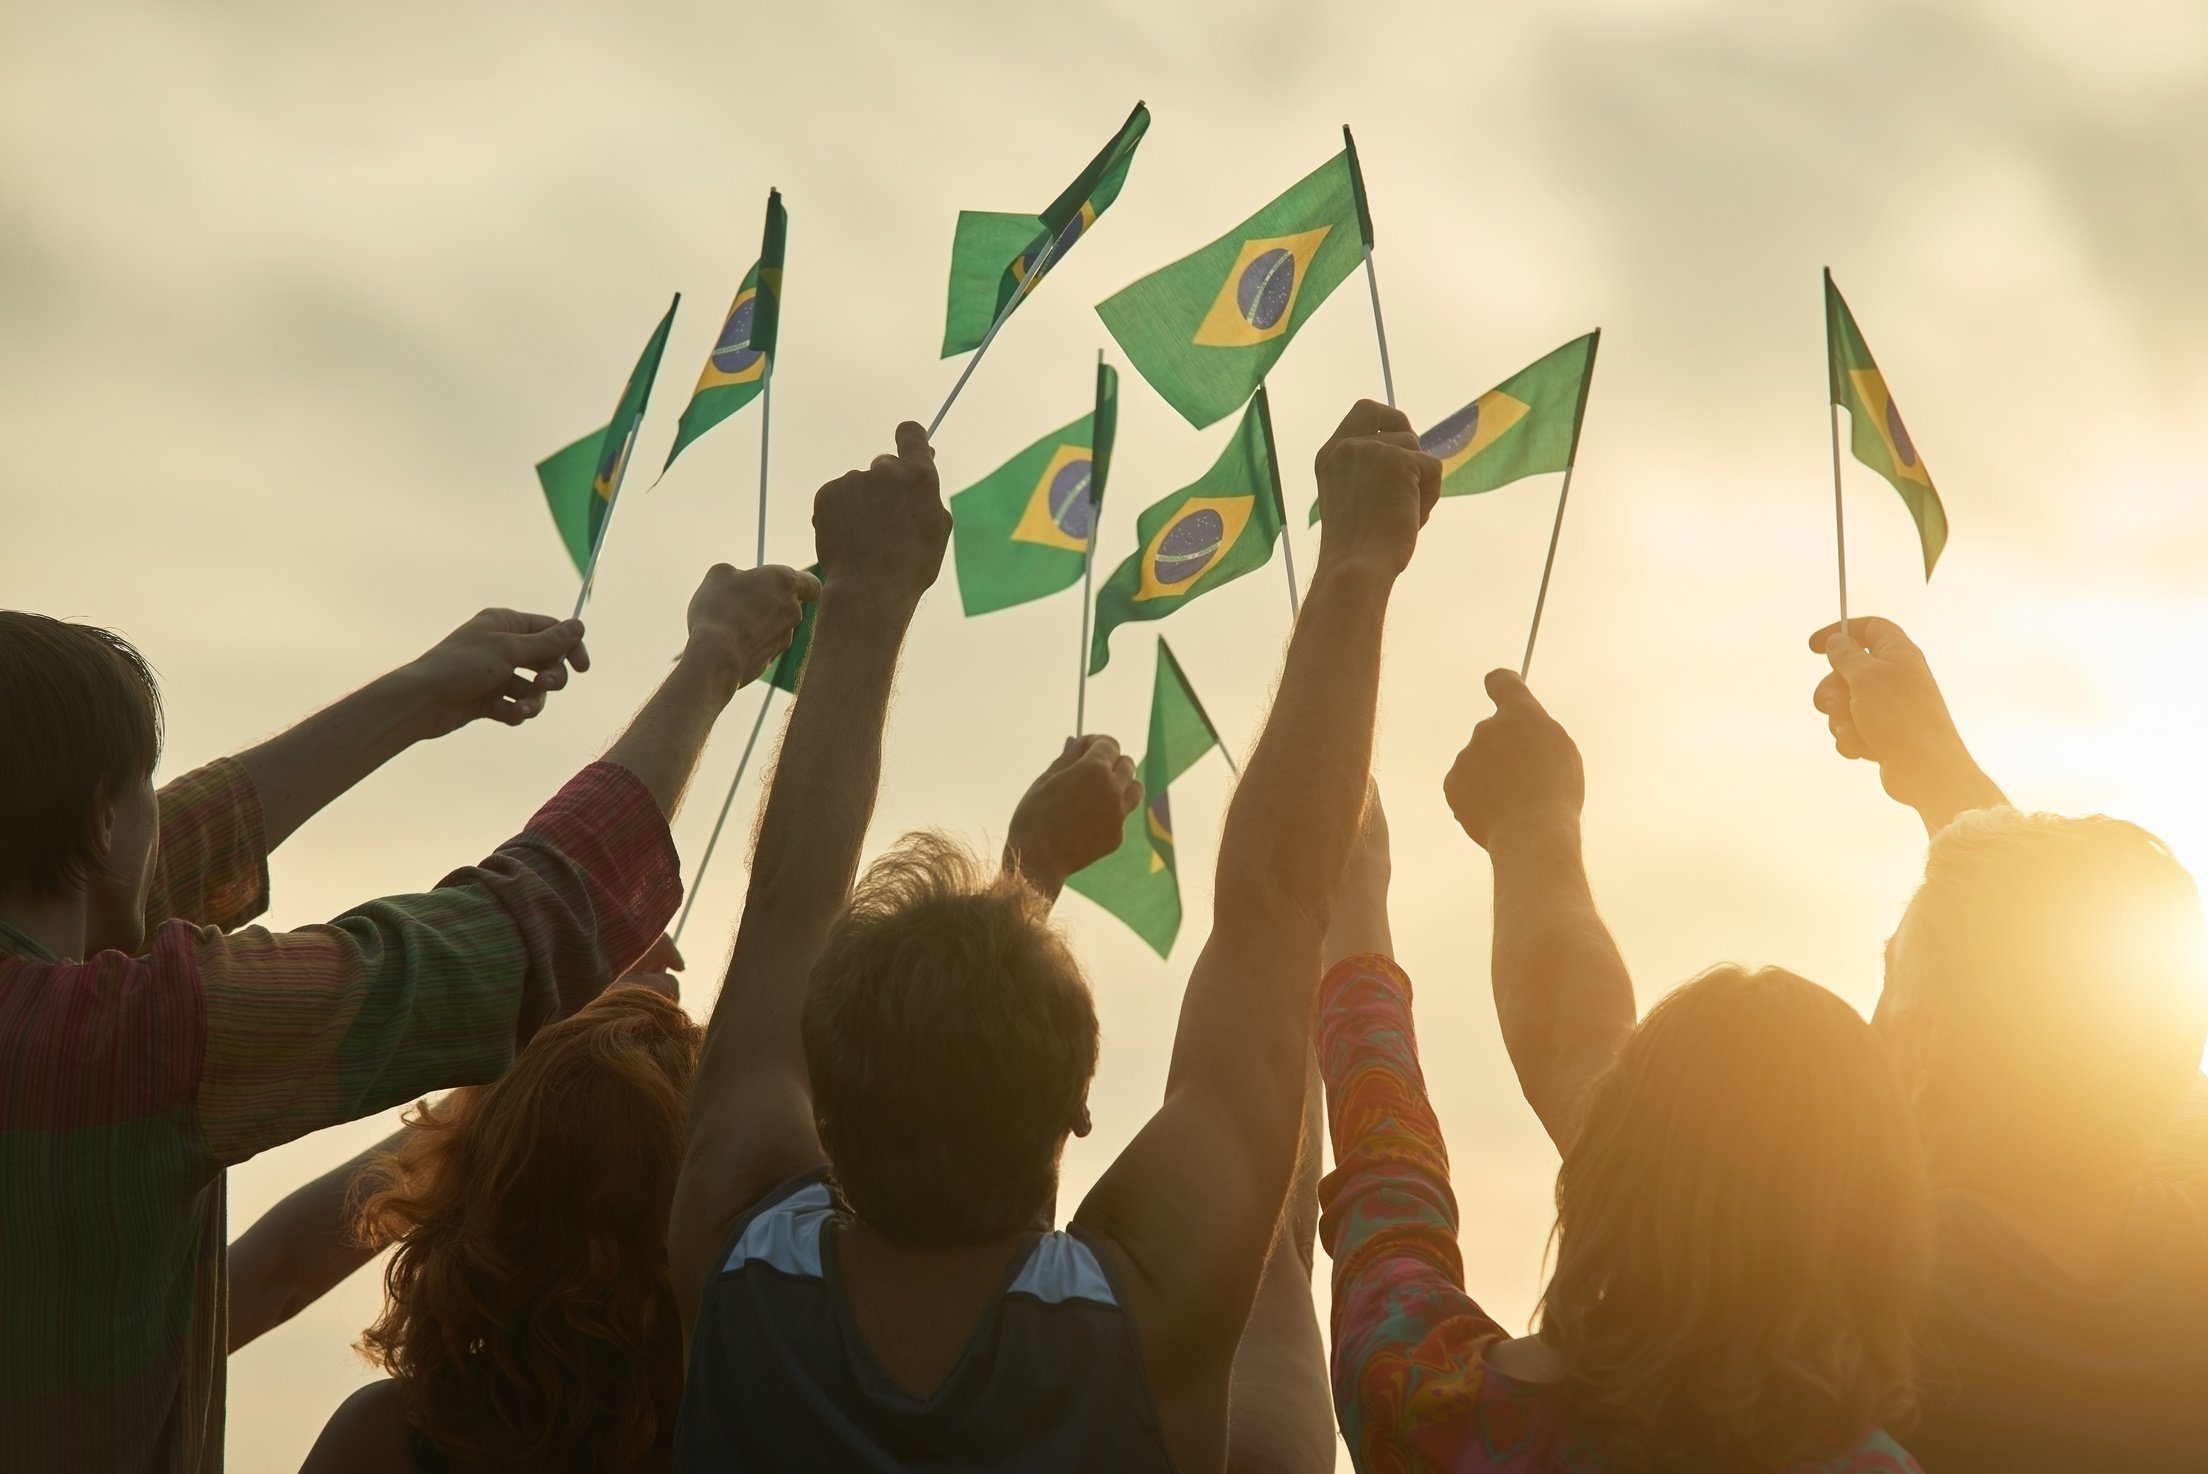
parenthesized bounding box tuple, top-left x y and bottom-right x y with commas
(941, 103, 1150, 358)
(1097, 150, 1363, 428)
(1066, 640, 1228, 955)
(1088, 388, 1282, 674)
(664, 190, 787, 473)
(950, 361, 1119, 615)
(536, 294, 680, 576)
(1826, 270, 1947, 576)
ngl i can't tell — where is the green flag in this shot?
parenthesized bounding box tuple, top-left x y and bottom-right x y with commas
(1088, 388, 1283, 674)
(1065, 639, 1226, 956)
(766, 562, 822, 695)
(1826, 270, 1947, 576)
(949, 361, 1120, 615)
(941, 102, 1150, 358)
(536, 293, 680, 575)
(1096, 149, 1364, 429)
(1314, 331, 1599, 523)
(664, 191, 787, 472)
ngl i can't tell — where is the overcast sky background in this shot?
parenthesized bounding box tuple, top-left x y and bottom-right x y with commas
(7, 1, 2208, 1467)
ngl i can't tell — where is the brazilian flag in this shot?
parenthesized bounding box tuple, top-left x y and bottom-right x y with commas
(1314, 332, 1600, 523)
(1088, 387, 1283, 674)
(536, 293, 680, 575)
(949, 360, 1119, 616)
(664, 190, 787, 473)
(1096, 147, 1366, 429)
(1066, 639, 1228, 956)
(766, 562, 822, 694)
(942, 103, 1150, 358)
(1826, 270, 1947, 576)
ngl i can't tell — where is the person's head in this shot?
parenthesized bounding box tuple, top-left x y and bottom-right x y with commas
(1540, 966, 1932, 1471)
(802, 833, 1098, 1246)
(1881, 809, 2208, 1188)
(357, 985, 702, 1472)
(0, 612, 163, 951)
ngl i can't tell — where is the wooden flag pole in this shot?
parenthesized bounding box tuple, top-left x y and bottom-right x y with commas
(1519, 329, 1601, 681)
(756, 368, 774, 567)
(928, 230, 1066, 440)
(1361, 245, 1396, 409)
(670, 682, 777, 947)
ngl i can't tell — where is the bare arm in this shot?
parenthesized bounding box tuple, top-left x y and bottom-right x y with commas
(234, 610, 593, 850)
(1446, 670, 1634, 1152)
(226, 1127, 409, 1351)
(669, 425, 949, 1319)
(1077, 402, 1439, 1463)
(1809, 617, 2008, 836)
(1002, 735, 1142, 907)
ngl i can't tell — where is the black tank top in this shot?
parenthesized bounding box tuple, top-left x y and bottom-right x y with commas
(674, 1171, 1177, 1472)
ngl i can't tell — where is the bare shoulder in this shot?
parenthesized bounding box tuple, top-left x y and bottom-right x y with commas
(299, 1378, 420, 1474)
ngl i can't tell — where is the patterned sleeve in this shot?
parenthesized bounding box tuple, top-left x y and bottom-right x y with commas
(184, 761, 682, 1165)
(143, 758, 271, 934)
(1317, 953, 1509, 1474)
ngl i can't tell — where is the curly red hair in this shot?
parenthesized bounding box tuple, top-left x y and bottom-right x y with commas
(355, 984, 703, 1473)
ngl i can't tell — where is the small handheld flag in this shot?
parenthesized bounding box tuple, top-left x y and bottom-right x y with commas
(1088, 387, 1284, 674)
(949, 361, 1119, 617)
(664, 190, 786, 475)
(536, 293, 680, 616)
(1825, 270, 1948, 630)
(930, 103, 1150, 437)
(1097, 148, 1363, 428)
(1065, 638, 1233, 956)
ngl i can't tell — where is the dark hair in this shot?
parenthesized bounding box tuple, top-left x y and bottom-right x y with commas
(801, 833, 1099, 1245)
(0, 613, 163, 897)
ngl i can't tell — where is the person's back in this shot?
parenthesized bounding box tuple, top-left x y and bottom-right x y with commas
(1807, 619, 2208, 1471)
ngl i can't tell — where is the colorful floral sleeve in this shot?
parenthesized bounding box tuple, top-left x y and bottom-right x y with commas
(1317, 953, 1508, 1474)
(143, 757, 271, 934)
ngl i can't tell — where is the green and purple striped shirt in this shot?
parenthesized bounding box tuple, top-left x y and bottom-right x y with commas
(0, 758, 681, 1471)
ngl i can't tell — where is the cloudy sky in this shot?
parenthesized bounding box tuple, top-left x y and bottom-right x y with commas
(7, 1, 2208, 1467)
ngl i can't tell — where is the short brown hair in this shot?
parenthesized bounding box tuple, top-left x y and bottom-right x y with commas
(1541, 966, 1932, 1471)
(0, 612, 163, 897)
(802, 834, 1099, 1245)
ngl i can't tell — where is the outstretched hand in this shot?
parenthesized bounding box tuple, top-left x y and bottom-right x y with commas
(1444, 670, 1585, 850)
(1005, 735, 1143, 903)
(1808, 616, 2004, 831)
(400, 609, 593, 738)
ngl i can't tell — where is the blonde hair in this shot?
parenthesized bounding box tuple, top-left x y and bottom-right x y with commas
(1890, 808, 2208, 1175)
(1539, 967, 1932, 1472)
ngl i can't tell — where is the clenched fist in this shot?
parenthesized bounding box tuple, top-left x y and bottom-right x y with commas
(1444, 670, 1584, 850)
(1312, 400, 1442, 584)
(1004, 735, 1144, 900)
(814, 421, 951, 610)
(685, 563, 822, 686)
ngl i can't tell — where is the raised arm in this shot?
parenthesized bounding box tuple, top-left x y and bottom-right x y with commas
(1445, 670, 1633, 1153)
(1002, 735, 1142, 907)
(232, 609, 593, 851)
(1808, 617, 2008, 835)
(226, 1126, 409, 1351)
(1076, 401, 1439, 1461)
(670, 424, 949, 1318)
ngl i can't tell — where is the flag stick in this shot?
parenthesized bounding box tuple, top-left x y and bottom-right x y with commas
(1161, 641, 1240, 778)
(1520, 462, 1577, 682)
(570, 424, 638, 620)
(1076, 350, 1104, 738)
(1361, 245, 1396, 409)
(928, 231, 1065, 440)
(1828, 399, 1850, 640)
(755, 368, 774, 567)
(670, 682, 777, 947)
(1254, 382, 1299, 617)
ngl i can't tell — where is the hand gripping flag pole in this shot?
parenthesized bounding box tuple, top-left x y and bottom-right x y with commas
(1519, 330, 1602, 681)
(1342, 126, 1395, 409)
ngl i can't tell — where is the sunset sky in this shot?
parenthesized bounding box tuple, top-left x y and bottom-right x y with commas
(7, 2, 2208, 1468)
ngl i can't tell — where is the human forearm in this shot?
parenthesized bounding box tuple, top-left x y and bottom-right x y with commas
(1486, 811, 1634, 1150)
(227, 1126, 409, 1351)
(604, 645, 747, 820)
(1910, 757, 2008, 837)
(233, 668, 443, 850)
